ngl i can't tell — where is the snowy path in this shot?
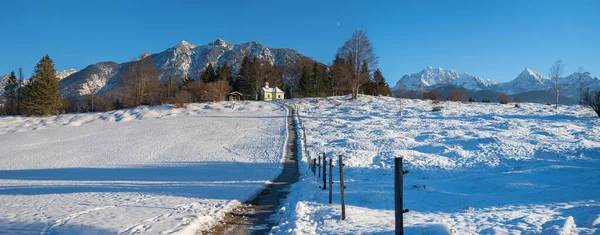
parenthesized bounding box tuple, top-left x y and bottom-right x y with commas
(0, 102, 288, 234)
(207, 103, 300, 234)
(271, 96, 600, 234)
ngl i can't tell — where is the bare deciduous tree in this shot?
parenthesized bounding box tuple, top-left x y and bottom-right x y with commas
(336, 30, 379, 99)
(448, 89, 464, 102)
(199, 80, 232, 102)
(549, 60, 564, 109)
(122, 54, 161, 108)
(423, 89, 441, 101)
(581, 89, 600, 117)
(499, 93, 511, 104)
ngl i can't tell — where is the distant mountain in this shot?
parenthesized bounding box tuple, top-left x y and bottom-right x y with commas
(59, 39, 306, 97)
(493, 68, 552, 94)
(559, 71, 600, 99)
(395, 66, 495, 91)
(394, 67, 600, 103)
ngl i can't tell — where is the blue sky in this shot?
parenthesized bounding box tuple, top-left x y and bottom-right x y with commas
(1, 0, 598, 84)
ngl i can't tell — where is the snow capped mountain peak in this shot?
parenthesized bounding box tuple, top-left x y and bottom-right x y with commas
(493, 68, 552, 95)
(209, 38, 229, 47)
(511, 68, 548, 86)
(518, 68, 546, 82)
(395, 66, 493, 91)
(176, 40, 196, 50)
(56, 68, 78, 80)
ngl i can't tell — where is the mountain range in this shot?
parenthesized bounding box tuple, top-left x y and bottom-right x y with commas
(58, 39, 304, 97)
(2, 40, 599, 104)
(394, 66, 600, 103)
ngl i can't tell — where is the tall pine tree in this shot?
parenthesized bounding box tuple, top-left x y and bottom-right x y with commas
(3, 71, 19, 114)
(21, 54, 62, 116)
(201, 63, 217, 83)
(217, 63, 234, 85)
(235, 55, 252, 93)
(372, 69, 391, 96)
(300, 66, 313, 97)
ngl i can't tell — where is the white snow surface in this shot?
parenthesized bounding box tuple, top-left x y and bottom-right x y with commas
(272, 96, 600, 234)
(0, 101, 288, 234)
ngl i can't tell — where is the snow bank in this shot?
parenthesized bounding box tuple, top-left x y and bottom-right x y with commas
(0, 101, 288, 234)
(272, 96, 600, 234)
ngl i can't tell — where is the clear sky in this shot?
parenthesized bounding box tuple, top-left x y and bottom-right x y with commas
(1, 0, 598, 85)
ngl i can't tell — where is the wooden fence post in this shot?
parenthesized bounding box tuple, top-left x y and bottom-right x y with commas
(318, 155, 321, 178)
(395, 157, 408, 235)
(312, 158, 317, 175)
(339, 155, 346, 220)
(329, 158, 333, 203)
(322, 156, 327, 190)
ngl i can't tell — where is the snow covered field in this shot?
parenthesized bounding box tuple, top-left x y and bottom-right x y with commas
(0, 102, 288, 234)
(273, 96, 600, 234)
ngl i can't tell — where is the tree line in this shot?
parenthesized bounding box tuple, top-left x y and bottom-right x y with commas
(1, 30, 394, 117)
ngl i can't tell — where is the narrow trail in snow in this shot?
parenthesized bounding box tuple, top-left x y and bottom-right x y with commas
(203, 103, 299, 235)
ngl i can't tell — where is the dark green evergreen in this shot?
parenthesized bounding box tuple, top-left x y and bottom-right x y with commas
(300, 66, 313, 97)
(201, 63, 217, 83)
(21, 54, 62, 116)
(3, 71, 19, 114)
(216, 63, 233, 85)
(181, 75, 194, 87)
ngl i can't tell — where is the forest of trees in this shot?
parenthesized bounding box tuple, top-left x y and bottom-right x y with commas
(0, 31, 391, 116)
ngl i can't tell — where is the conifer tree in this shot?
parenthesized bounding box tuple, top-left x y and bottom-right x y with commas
(217, 63, 233, 85)
(372, 69, 391, 96)
(21, 54, 62, 116)
(311, 62, 319, 95)
(17, 67, 24, 113)
(181, 75, 194, 88)
(201, 63, 217, 83)
(3, 71, 19, 114)
(300, 66, 312, 97)
(234, 55, 252, 94)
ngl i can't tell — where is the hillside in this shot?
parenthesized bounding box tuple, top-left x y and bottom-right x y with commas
(273, 95, 600, 234)
(59, 39, 310, 97)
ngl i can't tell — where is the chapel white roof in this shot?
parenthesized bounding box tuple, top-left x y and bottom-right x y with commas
(262, 86, 284, 93)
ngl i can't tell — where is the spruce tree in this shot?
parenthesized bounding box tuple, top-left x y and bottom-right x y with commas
(218, 63, 234, 85)
(359, 60, 371, 95)
(311, 62, 319, 95)
(235, 55, 252, 93)
(181, 75, 194, 88)
(300, 66, 312, 97)
(201, 63, 216, 83)
(373, 69, 391, 96)
(21, 54, 62, 116)
(3, 71, 19, 114)
(17, 67, 24, 113)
